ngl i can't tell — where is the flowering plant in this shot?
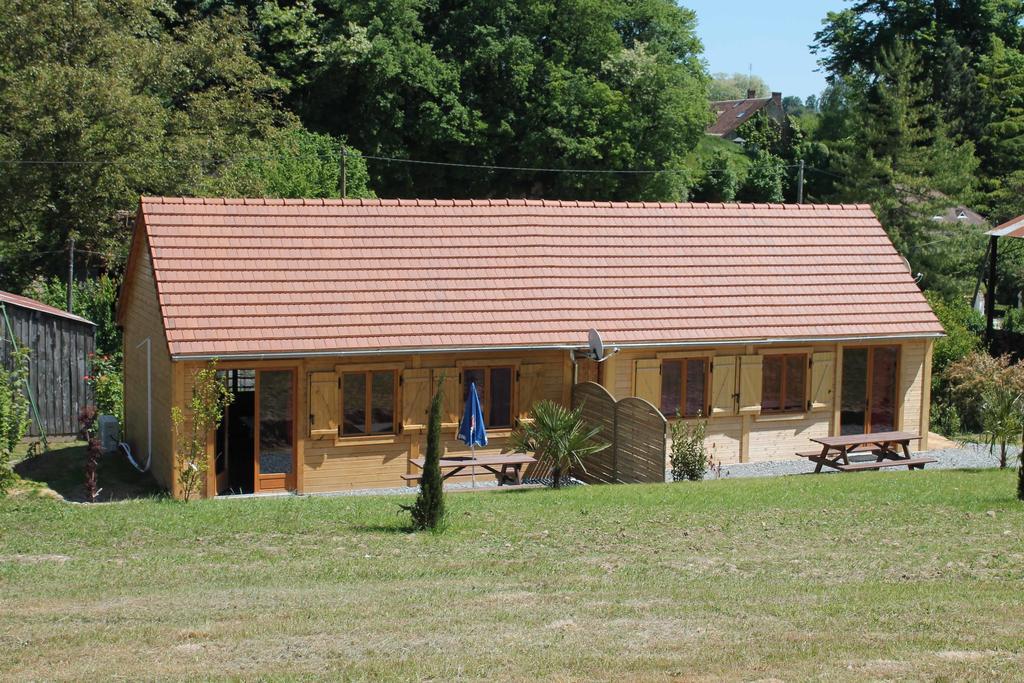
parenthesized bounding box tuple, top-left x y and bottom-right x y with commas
(85, 353, 123, 422)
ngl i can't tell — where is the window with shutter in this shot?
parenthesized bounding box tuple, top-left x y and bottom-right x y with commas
(710, 356, 738, 416)
(308, 371, 338, 437)
(434, 368, 460, 427)
(518, 363, 545, 419)
(809, 351, 835, 411)
(634, 359, 661, 407)
(401, 368, 431, 432)
(738, 355, 763, 414)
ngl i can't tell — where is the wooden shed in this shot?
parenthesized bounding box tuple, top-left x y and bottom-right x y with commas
(119, 197, 943, 498)
(0, 290, 95, 437)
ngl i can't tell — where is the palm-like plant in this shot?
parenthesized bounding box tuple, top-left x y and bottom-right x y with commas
(510, 400, 608, 488)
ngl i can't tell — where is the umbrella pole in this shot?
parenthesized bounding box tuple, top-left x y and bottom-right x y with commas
(471, 443, 477, 487)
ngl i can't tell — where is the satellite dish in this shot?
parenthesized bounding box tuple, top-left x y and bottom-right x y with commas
(587, 328, 605, 361)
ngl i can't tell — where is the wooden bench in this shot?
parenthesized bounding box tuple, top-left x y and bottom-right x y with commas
(795, 447, 879, 459)
(834, 457, 937, 472)
(406, 454, 537, 486)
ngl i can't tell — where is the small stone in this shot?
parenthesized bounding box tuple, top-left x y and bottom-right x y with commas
(986, 510, 997, 518)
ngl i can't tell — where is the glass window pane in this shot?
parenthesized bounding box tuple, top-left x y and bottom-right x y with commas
(784, 356, 806, 412)
(370, 371, 395, 434)
(258, 371, 293, 474)
(342, 373, 366, 435)
(870, 347, 899, 432)
(762, 356, 782, 412)
(684, 359, 706, 417)
(464, 369, 485, 404)
(841, 349, 869, 434)
(660, 360, 682, 416)
(489, 367, 513, 427)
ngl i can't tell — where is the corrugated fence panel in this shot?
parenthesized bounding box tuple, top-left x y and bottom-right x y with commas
(0, 303, 94, 437)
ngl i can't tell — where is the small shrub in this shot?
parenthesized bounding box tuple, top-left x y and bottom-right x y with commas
(945, 352, 1024, 469)
(78, 406, 101, 502)
(929, 398, 962, 437)
(0, 347, 31, 493)
(670, 418, 709, 482)
(510, 401, 608, 488)
(85, 353, 123, 422)
(171, 361, 233, 501)
(405, 376, 446, 531)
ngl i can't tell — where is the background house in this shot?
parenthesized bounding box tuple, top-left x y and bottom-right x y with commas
(0, 290, 94, 437)
(119, 197, 942, 498)
(709, 90, 786, 142)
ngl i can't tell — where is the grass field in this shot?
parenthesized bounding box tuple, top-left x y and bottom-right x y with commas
(1, 449, 1022, 681)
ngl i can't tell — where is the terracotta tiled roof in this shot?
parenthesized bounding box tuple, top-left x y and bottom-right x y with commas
(708, 98, 771, 136)
(0, 290, 94, 325)
(988, 214, 1024, 238)
(135, 197, 942, 358)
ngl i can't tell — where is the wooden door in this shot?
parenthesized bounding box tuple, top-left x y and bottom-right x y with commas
(255, 369, 296, 493)
(840, 346, 899, 435)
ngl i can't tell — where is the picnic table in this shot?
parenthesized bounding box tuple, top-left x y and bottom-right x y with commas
(797, 431, 937, 473)
(403, 453, 538, 486)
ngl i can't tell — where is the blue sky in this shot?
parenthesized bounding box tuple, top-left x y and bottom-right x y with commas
(684, 0, 849, 99)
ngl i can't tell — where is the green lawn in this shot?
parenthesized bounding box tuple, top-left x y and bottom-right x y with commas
(1, 457, 1022, 681)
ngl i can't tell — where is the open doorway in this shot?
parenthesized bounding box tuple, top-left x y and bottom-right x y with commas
(215, 369, 296, 495)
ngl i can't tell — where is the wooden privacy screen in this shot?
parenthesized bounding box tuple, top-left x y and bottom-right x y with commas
(571, 382, 667, 484)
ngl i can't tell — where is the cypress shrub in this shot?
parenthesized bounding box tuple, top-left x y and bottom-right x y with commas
(408, 377, 446, 530)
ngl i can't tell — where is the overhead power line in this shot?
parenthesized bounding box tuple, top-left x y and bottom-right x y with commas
(0, 151, 807, 177)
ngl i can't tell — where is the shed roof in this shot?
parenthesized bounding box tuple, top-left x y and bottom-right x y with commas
(0, 290, 94, 326)
(134, 197, 942, 359)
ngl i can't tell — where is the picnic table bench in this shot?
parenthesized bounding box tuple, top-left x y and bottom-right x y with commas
(402, 453, 537, 486)
(797, 431, 936, 473)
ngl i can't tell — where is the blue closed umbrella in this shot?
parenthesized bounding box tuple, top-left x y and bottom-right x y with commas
(458, 382, 487, 485)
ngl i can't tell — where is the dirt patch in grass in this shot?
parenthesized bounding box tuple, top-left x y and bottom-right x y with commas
(13, 441, 160, 502)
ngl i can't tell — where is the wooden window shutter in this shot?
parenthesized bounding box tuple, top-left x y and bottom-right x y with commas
(434, 368, 460, 427)
(738, 355, 763, 414)
(401, 368, 431, 432)
(518, 363, 545, 419)
(809, 351, 835, 411)
(634, 359, 662, 408)
(710, 355, 738, 416)
(308, 371, 339, 437)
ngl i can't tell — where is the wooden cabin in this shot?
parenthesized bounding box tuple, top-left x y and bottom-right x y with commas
(0, 290, 94, 437)
(118, 198, 942, 498)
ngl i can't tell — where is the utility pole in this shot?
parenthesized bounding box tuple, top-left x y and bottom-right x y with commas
(67, 237, 75, 313)
(341, 145, 347, 199)
(985, 234, 999, 348)
(797, 160, 805, 205)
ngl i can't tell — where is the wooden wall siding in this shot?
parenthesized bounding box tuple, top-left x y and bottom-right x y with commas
(0, 303, 94, 437)
(615, 340, 932, 465)
(158, 339, 934, 497)
(168, 349, 566, 496)
(899, 340, 926, 439)
(571, 382, 667, 485)
(121, 231, 175, 491)
(747, 415, 831, 463)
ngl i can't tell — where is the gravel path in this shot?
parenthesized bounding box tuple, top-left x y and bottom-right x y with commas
(695, 443, 1019, 481)
(298, 444, 1017, 497)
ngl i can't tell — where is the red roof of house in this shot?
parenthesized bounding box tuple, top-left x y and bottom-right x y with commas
(988, 214, 1024, 238)
(708, 98, 772, 137)
(0, 290, 94, 325)
(134, 197, 942, 359)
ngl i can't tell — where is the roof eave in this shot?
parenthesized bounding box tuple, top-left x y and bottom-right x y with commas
(170, 332, 945, 363)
